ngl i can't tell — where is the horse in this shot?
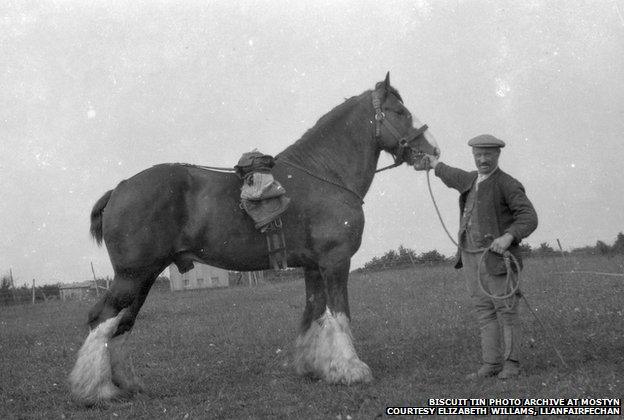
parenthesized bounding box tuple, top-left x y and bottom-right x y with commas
(69, 73, 439, 404)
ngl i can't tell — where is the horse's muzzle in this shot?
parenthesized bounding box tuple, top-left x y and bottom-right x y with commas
(411, 153, 429, 171)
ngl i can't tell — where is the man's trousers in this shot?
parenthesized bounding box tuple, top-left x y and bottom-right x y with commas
(461, 247, 521, 365)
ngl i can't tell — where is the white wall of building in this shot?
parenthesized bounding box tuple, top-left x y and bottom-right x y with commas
(168, 263, 229, 291)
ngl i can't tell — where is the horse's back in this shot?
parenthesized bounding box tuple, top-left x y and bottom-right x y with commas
(101, 164, 247, 269)
(107, 163, 240, 211)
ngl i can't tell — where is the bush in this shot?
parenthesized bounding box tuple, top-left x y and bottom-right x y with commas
(359, 245, 451, 272)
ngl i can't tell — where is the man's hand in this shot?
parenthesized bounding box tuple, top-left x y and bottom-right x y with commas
(416, 154, 439, 171)
(489, 233, 514, 254)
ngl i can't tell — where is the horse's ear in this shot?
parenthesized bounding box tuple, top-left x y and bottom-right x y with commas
(384, 72, 391, 90)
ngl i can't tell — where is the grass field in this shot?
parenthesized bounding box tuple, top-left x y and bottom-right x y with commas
(1, 254, 623, 419)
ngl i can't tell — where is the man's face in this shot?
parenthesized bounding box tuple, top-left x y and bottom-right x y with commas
(472, 147, 500, 175)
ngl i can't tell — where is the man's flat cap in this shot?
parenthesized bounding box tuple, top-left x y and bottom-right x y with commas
(467, 134, 505, 148)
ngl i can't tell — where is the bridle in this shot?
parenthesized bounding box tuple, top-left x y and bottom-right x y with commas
(372, 90, 430, 173)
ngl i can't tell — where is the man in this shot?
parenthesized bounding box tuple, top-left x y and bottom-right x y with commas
(423, 134, 538, 380)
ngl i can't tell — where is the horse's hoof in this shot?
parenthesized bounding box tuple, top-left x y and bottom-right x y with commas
(70, 382, 122, 407)
(325, 358, 373, 385)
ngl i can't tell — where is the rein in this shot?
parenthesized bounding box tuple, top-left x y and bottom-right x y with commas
(278, 158, 364, 203)
(424, 169, 568, 367)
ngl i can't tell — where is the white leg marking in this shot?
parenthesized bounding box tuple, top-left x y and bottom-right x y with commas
(68, 312, 124, 405)
(294, 306, 372, 384)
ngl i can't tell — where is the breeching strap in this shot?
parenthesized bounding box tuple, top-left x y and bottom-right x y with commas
(425, 169, 568, 368)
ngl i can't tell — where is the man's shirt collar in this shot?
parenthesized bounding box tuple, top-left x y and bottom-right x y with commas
(477, 166, 499, 184)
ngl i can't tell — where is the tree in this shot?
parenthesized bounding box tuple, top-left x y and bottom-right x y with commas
(360, 246, 450, 272)
(0, 274, 13, 305)
(397, 245, 417, 266)
(1, 274, 11, 289)
(518, 243, 532, 257)
(596, 240, 611, 255)
(418, 249, 447, 264)
(612, 232, 624, 254)
(535, 242, 555, 256)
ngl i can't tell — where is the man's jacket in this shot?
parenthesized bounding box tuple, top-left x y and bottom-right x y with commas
(434, 162, 538, 272)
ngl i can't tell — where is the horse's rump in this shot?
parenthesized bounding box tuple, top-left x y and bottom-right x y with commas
(99, 164, 276, 272)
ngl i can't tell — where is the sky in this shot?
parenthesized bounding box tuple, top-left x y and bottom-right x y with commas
(2, 0, 623, 286)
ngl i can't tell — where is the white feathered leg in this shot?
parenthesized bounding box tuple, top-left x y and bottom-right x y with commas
(109, 333, 144, 395)
(294, 306, 372, 384)
(69, 312, 124, 405)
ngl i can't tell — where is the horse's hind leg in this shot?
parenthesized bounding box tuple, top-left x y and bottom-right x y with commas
(294, 261, 372, 384)
(70, 271, 156, 404)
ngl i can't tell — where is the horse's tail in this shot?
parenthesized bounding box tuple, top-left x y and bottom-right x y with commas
(90, 190, 113, 246)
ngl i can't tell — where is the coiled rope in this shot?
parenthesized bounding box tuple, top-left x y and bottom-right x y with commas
(425, 169, 568, 367)
(424, 170, 520, 305)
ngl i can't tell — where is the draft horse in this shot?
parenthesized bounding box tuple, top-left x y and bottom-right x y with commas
(69, 73, 439, 404)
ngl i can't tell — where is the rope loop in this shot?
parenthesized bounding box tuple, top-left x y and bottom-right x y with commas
(425, 169, 569, 368)
(425, 169, 522, 305)
(477, 249, 522, 309)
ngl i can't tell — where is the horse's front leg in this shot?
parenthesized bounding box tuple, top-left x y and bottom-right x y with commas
(294, 260, 372, 384)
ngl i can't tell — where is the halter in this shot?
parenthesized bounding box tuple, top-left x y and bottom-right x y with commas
(372, 90, 429, 173)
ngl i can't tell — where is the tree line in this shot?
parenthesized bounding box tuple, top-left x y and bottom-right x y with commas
(354, 245, 451, 272)
(356, 232, 624, 273)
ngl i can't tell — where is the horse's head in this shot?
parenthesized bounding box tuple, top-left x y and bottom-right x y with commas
(372, 73, 440, 171)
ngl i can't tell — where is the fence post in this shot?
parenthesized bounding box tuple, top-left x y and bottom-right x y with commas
(9, 268, 17, 303)
(91, 262, 99, 297)
(556, 239, 567, 260)
(408, 253, 416, 267)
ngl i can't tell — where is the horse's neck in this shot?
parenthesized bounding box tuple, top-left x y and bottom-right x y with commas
(278, 94, 380, 199)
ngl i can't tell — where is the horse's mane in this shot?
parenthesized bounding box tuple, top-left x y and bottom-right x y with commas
(277, 91, 370, 162)
(278, 83, 403, 162)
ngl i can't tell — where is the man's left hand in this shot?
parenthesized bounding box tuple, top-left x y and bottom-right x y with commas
(414, 154, 439, 171)
(490, 233, 514, 254)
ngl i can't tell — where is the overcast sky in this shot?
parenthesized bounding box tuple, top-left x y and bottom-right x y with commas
(2, 1, 623, 286)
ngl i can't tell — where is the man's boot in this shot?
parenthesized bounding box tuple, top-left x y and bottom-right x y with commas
(466, 362, 502, 380)
(466, 319, 501, 380)
(498, 323, 521, 379)
(498, 360, 520, 379)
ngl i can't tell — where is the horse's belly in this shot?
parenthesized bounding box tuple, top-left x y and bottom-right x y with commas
(190, 220, 272, 271)
(182, 177, 296, 271)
